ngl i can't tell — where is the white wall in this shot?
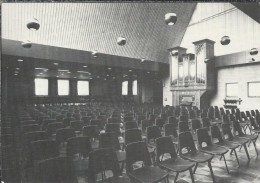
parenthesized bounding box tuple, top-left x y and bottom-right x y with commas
(211, 64, 260, 111)
(181, 3, 260, 56)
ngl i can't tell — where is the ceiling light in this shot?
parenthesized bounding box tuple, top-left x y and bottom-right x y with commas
(92, 50, 98, 57)
(220, 36, 231, 45)
(83, 65, 88, 68)
(77, 71, 91, 74)
(16, 68, 20, 70)
(113, 77, 116, 79)
(104, 78, 107, 80)
(58, 69, 69, 72)
(53, 63, 59, 65)
(129, 70, 132, 72)
(250, 48, 258, 55)
(35, 68, 48, 70)
(39, 73, 43, 75)
(67, 72, 71, 74)
(17, 59, 23, 62)
(21, 40, 32, 48)
(97, 76, 100, 78)
(27, 18, 40, 31)
(117, 37, 126, 46)
(108, 67, 112, 70)
(107, 74, 110, 76)
(147, 72, 150, 74)
(74, 77, 77, 78)
(165, 13, 177, 25)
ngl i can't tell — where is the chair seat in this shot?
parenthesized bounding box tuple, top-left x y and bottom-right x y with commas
(128, 166, 168, 183)
(116, 151, 126, 162)
(200, 145, 228, 155)
(105, 176, 132, 183)
(215, 141, 239, 149)
(158, 157, 195, 172)
(232, 137, 249, 145)
(240, 134, 258, 141)
(181, 151, 213, 163)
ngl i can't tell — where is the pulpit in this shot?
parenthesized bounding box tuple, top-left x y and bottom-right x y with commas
(169, 39, 215, 109)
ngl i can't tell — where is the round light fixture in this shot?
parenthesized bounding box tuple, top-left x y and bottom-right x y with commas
(204, 58, 210, 64)
(22, 40, 32, 48)
(165, 13, 177, 25)
(17, 59, 23, 62)
(108, 67, 112, 70)
(117, 37, 126, 46)
(92, 50, 98, 57)
(83, 65, 88, 68)
(250, 48, 258, 55)
(27, 18, 40, 31)
(220, 36, 231, 45)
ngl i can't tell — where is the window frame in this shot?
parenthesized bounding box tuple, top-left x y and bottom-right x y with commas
(248, 81, 260, 98)
(122, 80, 128, 96)
(132, 80, 138, 96)
(57, 79, 70, 96)
(34, 78, 49, 96)
(77, 80, 90, 96)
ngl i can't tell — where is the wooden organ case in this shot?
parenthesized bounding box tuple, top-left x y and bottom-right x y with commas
(169, 39, 215, 109)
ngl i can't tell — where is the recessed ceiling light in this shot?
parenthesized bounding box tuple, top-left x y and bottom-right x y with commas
(35, 68, 48, 70)
(107, 74, 110, 76)
(58, 69, 69, 72)
(17, 59, 23, 62)
(113, 77, 116, 79)
(77, 71, 91, 74)
(104, 78, 107, 80)
(16, 68, 20, 70)
(108, 67, 112, 70)
(54, 63, 59, 65)
(83, 65, 88, 68)
(39, 73, 43, 75)
(67, 72, 71, 74)
(147, 72, 150, 74)
(74, 77, 77, 78)
(129, 69, 132, 72)
(97, 76, 100, 78)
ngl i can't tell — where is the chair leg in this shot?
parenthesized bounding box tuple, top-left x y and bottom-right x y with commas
(239, 145, 243, 151)
(189, 168, 195, 183)
(208, 161, 216, 183)
(230, 149, 233, 155)
(222, 154, 229, 174)
(252, 140, 258, 156)
(233, 149, 240, 167)
(174, 172, 179, 183)
(243, 144, 250, 161)
(193, 163, 198, 174)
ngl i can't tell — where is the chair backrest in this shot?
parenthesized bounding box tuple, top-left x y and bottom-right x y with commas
(179, 115, 188, 123)
(189, 110, 196, 119)
(251, 110, 256, 116)
(147, 126, 161, 141)
(221, 123, 234, 140)
(83, 125, 99, 139)
(30, 140, 59, 162)
(249, 116, 259, 129)
(141, 119, 153, 132)
(210, 125, 224, 143)
(67, 136, 92, 156)
(168, 116, 178, 126)
(90, 119, 104, 130)
(125, 141, 151, 172)
(56, 128, 76, 144)
(63, 117, 76, 127)
(124, 116, 134, 122)
(70, 120, 84, 132)
(178, 131, 197, 155)
(178, 121, 190, 133)
(191, 119, 201, 131)
(256, 109, 259, 116)
(256, 115, 260, 126)
(197, 128, 212, 148)
(81, 116, 91, 126)
(156, 136, 177, 162)
(125, 121, 138, 130)
(35, 156, 78, 183)
(46, 122, 64, 136)
(107, 117, 121, 124)
(164, 123, 178, 137)
(105, 123, 121, 136)
(88, 148, 120, 182)
(232, 120, 245, 136)
(222, 114, 230, 124)
(246, 111, 251, 117)
(137, 115, 146, 125)
(155, 117, 165, 128)
(42, 119, 56, 130)
(125, 128, 143, 146)
(99, 132, 120, 150)
(202, 117, 210, 128)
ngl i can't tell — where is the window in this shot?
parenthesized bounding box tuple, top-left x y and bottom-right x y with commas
(77, 81, 89, 96)
(34, 78, 48, 96)
(58, 79, 69, 96)
(248, 82, 260, 97)
(226, 83, 238, 97)
(132, 80, 138, 95)
(122, 81, 128, 95)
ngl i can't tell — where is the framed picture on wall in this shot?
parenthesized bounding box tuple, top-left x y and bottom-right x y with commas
(248, 82, 260, 97)
(226, 83, 238, 97)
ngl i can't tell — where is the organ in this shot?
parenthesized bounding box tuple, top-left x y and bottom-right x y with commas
(169, 39, 216, 109)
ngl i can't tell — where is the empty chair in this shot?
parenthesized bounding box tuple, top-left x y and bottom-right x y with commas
(42, 119, 56, 130)
(72, 113, 81, 120)
(90, 119, 104, 130)
(155, 117, 165, 129)
(251, 110, 256, 117)
(125, 121, 138, 130)
(232, 120, 258, 156)
(256, 109, 259, 116)
(83, 125, 100, 141)
(81, 116, 91, 126)
(178, 131, 215, 182)
(168, 116, 178, 127)
(70, 120, 84, 133)
(189, 110, 196, 120)
(56, 114, 64, 122)
(178, 121, 190, 133)
(141, 119, 153, 133)
(136, 115, 146, 125)
(156, 136, 195, 183)
(249, 116, 260, 134)
(56, 128, 76, 145)
(191, 119, 201, 132)
(125, 141, 169, 183)
(148, 114, 157, 122)
(202, 117, 211, 128)
(146, 126, 161, 146)
(63, 117, 76, 127)
(124, 128, 143, 146)
(123, 116, 134, 122)
(179, 115, 188, 123)
(46, 122, 64, 136)
(246, 111, 251, 118)
(88, 148, 131, 183)
(210, 125, 240, 166)
(197, 128, 230, 173)
(67, 136, 92, 158)
(222, 123, 250, 161)
(34, 156, 78, 183)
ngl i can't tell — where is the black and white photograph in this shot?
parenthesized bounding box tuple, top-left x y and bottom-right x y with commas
(1, 1, 260, 183)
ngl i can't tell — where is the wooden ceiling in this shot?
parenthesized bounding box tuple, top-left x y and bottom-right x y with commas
(2, 3, 196, 63)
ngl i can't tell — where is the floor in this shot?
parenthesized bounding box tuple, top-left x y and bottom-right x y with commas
(73, 137, 260, 183)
